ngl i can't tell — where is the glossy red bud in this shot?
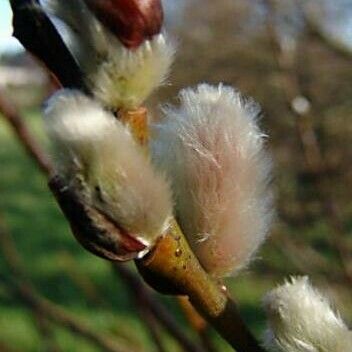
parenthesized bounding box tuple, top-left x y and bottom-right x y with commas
(83, 0, 163, 48)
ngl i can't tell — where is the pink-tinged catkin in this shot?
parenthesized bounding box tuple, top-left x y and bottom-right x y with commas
(152, 84, 273, 278)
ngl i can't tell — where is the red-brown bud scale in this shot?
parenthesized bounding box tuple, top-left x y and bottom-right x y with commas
(83, 0, 163, 48)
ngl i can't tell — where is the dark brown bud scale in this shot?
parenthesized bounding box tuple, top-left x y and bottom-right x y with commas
(83, 0, 163, 48)
(49, 175, 147, 262)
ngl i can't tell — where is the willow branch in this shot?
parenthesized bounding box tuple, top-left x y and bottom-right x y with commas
(136, 220, 266, 352)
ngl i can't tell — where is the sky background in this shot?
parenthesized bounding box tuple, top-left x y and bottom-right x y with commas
(0, 1, 23, 54)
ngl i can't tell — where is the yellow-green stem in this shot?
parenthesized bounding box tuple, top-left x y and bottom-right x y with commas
(138, 221, 266, 352)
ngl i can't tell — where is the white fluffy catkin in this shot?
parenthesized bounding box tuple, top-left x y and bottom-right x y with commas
(91, 33, 175, 110)
(152, 84, 273, 278)
(42, 0, 175, 109)
(43, 89, 172, 247)
(263, 276, 352, 352)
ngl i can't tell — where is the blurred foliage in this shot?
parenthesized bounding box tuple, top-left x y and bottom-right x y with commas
(0, 0, 352, 350)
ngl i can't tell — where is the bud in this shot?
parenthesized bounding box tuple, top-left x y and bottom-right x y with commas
(42, 0, 174, 109)
(43, 89, 172, 252)
(263, 276, 352, 352)
(82, 0, 163, 48)
(92, 33, 174, 109)
(152, 84, 273, 278)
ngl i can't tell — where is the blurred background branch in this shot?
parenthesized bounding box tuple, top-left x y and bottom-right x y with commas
(263, 0, 352, 287)
(0, 217, 136, 352)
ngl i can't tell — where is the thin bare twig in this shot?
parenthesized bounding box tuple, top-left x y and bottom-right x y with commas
(178, 296, 218, 352)
(0, 202, 61, 352)
(0, 91, 51, 175)
(32, 311, 62, 352)
(114, 264, 203, 352)
(1, 276, 135, 352)
(0, 219, 135, 352)
(58, 251, 106, 307)
(135, 306, 167, 352)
